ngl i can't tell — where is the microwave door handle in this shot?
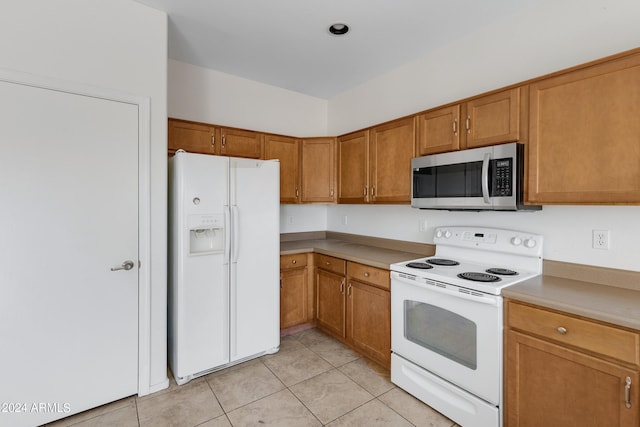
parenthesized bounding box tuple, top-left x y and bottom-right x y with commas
(481, 152, 490, 204)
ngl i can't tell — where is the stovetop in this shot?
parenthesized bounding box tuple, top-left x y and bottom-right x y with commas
(390, 226, 543, 295)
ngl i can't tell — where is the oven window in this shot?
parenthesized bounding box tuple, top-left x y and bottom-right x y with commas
(404, 300, 477, 370)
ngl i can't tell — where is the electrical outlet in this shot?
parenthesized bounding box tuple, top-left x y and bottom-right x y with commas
(342, 215, 348, 225)
(419, 219, 428, 232)
(592, 229, 610, 250)
(287, 216, 294, 225)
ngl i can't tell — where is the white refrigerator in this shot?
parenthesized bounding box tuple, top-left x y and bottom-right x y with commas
(169, 150, 280, 385)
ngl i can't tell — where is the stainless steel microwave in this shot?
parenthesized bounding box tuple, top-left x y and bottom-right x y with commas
(411, 143, 541, 211)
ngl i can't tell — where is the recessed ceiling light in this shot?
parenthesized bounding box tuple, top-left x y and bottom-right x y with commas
(328, 23, 349, 36)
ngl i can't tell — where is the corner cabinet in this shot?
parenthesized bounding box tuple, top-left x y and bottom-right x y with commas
(265, 134, 301, 204)
(527, 52, 640, 204)
(416, 88, 525, 156)
(369, 117, 416, 203)
(505, 300, 640, 427)
(337, 130, 370, 204)
(301, 137, 336, 203)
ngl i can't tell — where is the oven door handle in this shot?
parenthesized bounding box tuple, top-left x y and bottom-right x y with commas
(391, 272, 500, 306)
(481, 152, 491, 205)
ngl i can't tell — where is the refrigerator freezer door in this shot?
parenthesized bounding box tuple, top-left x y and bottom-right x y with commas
(169, 152, 230, 380)
(229, 158, 280, 362)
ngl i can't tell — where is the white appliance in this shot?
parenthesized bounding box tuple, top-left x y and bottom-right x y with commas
(390, 226, 543, 427)
(169, 150, 280, 385)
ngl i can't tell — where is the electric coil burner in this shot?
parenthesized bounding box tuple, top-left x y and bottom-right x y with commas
(426, 258, 460, 266)
(486, 268, 518, 276)
(457, 272, 501, 282)
(405, 262, 433, 269)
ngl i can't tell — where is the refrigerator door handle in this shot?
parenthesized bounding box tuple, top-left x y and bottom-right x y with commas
(224, 205, 231, 264)
(231, 205, 240, 263)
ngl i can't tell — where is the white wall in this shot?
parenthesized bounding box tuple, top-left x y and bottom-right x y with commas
(169, 60, 328, 137)
(280, 205, 328, 233)
(0, 0, 169, 392)
(321, 0, 640, 273)
(326, 205, 640, 272)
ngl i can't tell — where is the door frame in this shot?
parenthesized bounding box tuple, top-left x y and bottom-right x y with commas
(0, 69, 153, 395)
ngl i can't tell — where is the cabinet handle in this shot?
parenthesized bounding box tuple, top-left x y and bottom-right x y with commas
(340, 279, 345, 294)
(363, 187, 367, 196)
(557, 326, 567, 335)
(465, 115, 471, 134)
(211, 135, 215, 147)
(222, 135, 226, 148)
(330, 189, 334, 198)
(280, 279, 283, 289)
(626, 377, 632, 409)
(371, 186, 375, 197)
(326, 261, 331, 265)
(347, 282, 352, 296)
(363, 272, 370, 277)
(453, 118, 458, 135)
(292, 260, 297, 264)
(296, 188, 299, 198)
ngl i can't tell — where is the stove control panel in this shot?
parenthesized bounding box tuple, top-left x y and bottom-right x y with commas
(433, 226, 543, 257)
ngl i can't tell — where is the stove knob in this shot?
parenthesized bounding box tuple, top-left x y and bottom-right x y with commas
(444, 230, 452, 238)
(524, 238, 537, 248)
(511, 237, 522, 246)
(435, 229, 443, 239)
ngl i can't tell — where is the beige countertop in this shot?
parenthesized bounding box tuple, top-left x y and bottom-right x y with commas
(282, 233, 640, 331)
(503, 274, 640, 331)
(280, 236, 431, 270)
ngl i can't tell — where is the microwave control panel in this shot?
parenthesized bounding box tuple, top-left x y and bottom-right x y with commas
(491, 158, 512, 196)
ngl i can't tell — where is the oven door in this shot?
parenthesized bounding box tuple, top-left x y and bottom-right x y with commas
(391, 272, 503, 405)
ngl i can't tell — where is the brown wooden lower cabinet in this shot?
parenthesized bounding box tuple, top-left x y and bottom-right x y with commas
(279, 254, 313, 330)
(315, 255, 391, 368)
(505, 300, 640, 426)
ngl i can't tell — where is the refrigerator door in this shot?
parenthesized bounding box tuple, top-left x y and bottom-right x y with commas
(169, 152, 230, 380)
(229, 158, 280, 362)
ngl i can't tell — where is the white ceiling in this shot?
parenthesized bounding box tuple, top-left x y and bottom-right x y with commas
(135, 0, 542, 99)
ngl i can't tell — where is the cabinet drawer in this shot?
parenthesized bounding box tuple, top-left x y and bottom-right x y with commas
(280, 253, 308, 270)
(315, 254, 346, 275)
(508, 301, 640, 366)
(347, 262, 389, 291)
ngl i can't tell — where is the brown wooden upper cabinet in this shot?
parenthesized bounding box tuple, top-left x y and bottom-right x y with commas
(301, 137, 336, 203)
(168, 119, 216, 155)
(264, 134, 301, 204)
(337, 130, 369, 204)
(528, 53, 640, 204)
(168, 118, 263, 159)
(219, 127, 263, 159)
(369, 116, 416, 203)
(416, 88, 524, 155)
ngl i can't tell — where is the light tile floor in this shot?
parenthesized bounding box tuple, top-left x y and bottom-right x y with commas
(47, 328, 458, 427)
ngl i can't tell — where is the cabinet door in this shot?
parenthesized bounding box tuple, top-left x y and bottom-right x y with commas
(528, 53, 640, 204)
(369, 117, 416, 203)
(265, 135, 300, 203)
(316, 269, 345, 338)
(280, 268, 307, 329)
(168, 119, 216, 155)
(462, 88, 522, 149)
(506, 330, 639, 427)
(301, 137, 336, 203)
(220, 127, 263, 159)
(338, 130, 369, 203)
(416, 105, 460, 155)
(347, 280, 390, 367)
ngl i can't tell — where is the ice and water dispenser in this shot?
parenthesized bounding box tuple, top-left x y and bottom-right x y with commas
(188, 213, 224, 255)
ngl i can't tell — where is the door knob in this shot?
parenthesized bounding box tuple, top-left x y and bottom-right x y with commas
(111, 260, 135, 271)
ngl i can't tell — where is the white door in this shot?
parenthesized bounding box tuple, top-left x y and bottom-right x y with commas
(0, 81, 139, 426)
